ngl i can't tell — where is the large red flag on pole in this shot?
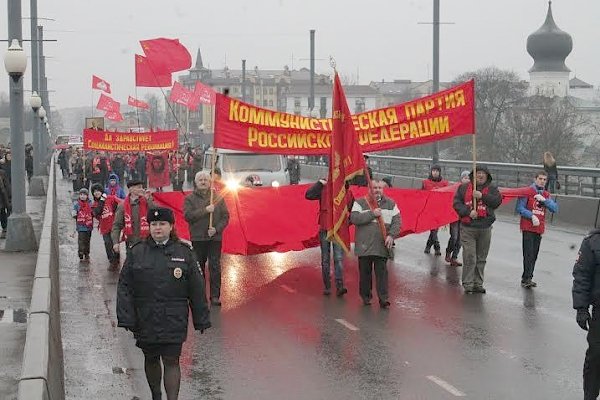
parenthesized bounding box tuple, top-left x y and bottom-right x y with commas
(96, 93, 120, 113)
(92, 75, 111, 94)
(140, 38, 192, 73)
(128, 96, 150, 110)
(169, 81, 196, 109)
(135, 54, 172, 88)
(326, 72, 370, 252)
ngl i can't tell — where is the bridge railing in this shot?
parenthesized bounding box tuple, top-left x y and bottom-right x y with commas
(301, 155, 600, 197)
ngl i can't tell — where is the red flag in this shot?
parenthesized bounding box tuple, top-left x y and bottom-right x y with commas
(128, 96, 150, 110)
(96, 93, 120, 113)
(326, 73, 370, 252)
(169, 81, 196, 109)
(193, 81, 216, 105)
(140, 38, 192, 73)
(105, 110, 124, 122)
(135, 54, 172, 87)
(92, 75, 111, 94)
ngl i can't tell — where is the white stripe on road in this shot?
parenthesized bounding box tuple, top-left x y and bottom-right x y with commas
(0, 309, 14, 323)
(280, 284, 296, 294)
(427, 375, 466, 397)
(335, 318, 359, 331)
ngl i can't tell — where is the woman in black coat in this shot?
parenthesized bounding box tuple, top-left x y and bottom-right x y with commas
(117, 207, 211, 400)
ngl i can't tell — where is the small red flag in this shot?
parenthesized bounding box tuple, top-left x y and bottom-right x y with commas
(96, 93, 120, 113)
(193, 81, 216, 106)
(135, 54, 172, 88)
(105, 110, 124, 122)
(169, 82, 196, 109)
(92, 75, 111, 94)
(140, 38, 192, 73)
(128, 96, 150, 110)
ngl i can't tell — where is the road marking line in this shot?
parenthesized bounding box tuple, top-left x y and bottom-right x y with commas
(427, 375, 466, 397)
(0, 309, 14, 324)
(335, 318, 359, 331)
(280, 284, 296, 294)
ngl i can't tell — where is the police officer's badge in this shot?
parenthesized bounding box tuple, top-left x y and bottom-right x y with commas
(173, 267, 183, 279)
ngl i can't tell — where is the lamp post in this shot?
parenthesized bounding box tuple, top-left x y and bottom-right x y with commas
(28, 90, 46, 195)
(4, 0, 37, 251)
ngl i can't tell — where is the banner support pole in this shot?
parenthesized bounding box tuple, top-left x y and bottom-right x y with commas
(208, 146, 217, 229)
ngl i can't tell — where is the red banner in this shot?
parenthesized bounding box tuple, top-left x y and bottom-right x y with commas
(83, 129, 178, 153)
(214, 80, 475, 155)
(152, 183, 525, 256)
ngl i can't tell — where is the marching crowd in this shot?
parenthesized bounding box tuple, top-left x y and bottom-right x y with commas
(62, 147, 600, 400)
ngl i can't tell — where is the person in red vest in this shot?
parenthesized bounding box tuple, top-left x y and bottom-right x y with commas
(91, 183, 121, 270)
(422, 165, 449, 255)
(516, 171, 558, 288)
(111, 179, 155, 255)
(71, 188, 94, 262)
(453, 165, 502, 294)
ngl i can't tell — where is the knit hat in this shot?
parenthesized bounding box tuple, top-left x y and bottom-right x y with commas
(460, 170, 470, 179)
(79, 188, 89, 195)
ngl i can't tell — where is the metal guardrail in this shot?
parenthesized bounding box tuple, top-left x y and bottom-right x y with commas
(301, 155, 600, 197)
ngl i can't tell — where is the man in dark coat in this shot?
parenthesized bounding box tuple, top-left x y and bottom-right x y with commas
(117, 207, 210, 400)
(183, 172, 229, 306)
(453, 165, 502, 294)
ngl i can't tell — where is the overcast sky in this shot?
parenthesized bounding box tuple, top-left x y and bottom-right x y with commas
(1, 0, 599, 110)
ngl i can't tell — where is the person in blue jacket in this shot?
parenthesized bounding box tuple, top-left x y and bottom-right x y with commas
(105, 172, 126, 199)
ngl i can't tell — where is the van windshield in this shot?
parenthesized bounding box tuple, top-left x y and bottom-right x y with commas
(222, 154, 281, 173)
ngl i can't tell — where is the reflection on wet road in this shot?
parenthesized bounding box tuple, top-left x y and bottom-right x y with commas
(58, 177, 585, 399)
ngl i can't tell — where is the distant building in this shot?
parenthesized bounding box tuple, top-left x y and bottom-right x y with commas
(369, 79, 452, 108)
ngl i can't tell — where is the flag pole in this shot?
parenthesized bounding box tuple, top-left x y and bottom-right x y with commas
(472, 130, 477, 203)
(134, 87, 141, 131)
(209, 88, 228, 229)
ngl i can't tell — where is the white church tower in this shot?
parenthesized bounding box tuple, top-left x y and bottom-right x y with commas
(526, 1, 573, 97)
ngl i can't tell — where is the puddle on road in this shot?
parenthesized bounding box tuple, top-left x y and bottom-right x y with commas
(0, 308, 28, 323)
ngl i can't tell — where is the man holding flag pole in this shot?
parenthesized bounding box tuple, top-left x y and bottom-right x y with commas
(325, 62, 400, 308)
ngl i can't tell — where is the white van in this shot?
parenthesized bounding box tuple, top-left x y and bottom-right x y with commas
(202, 148, 289, 187)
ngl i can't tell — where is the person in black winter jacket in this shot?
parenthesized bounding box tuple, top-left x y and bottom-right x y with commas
(117, 207, 210, 400)
(573, 230, 600, 400)
(453, 165, 502, 294)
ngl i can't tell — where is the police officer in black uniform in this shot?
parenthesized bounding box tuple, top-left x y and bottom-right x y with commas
(573, 229, 600, 400)
(117, 207, 210, 400)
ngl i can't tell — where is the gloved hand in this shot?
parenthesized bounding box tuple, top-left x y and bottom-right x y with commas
(534, 193, 546, 202)
(577, 309, 591, 331)
(531, 215, 540, 227)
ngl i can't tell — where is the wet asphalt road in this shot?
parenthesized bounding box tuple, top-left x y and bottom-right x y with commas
(58, 177, 587, 400)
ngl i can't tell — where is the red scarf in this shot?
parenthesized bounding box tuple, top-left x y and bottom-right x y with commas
(76, 200, 93, 228)
(461, 183, 490, 224)
(123, 195, 149, 240)
(93, 196, 118, 235)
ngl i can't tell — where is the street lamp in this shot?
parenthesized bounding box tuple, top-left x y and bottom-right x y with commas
(28, 91, 46, 195)
(30, 91, 41, 111)
(38, 105, 46, 120)
(4, 39, 27, 82)
(3, 32, 37, 250)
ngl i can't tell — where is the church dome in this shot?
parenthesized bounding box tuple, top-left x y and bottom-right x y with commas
(526, 1, 572, 73)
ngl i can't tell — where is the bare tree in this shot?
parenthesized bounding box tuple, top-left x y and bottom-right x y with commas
(497, 96, 588, 164)
(449, 67, 527, 161)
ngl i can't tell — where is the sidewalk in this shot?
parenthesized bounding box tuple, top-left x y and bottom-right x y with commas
(0, 195, 46, 400)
